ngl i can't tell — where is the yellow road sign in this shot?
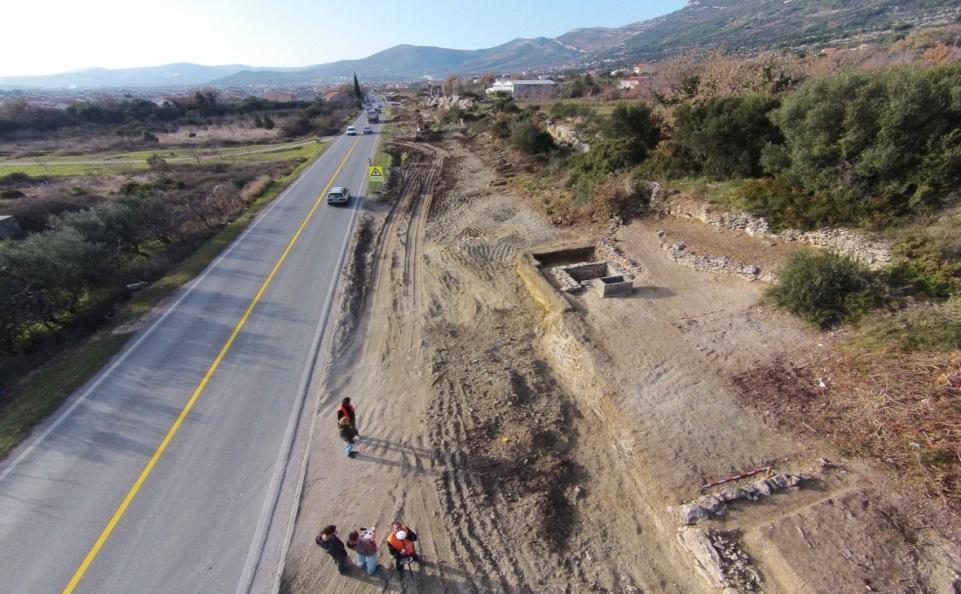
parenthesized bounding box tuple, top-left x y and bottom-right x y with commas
(368, 165, 384, 182)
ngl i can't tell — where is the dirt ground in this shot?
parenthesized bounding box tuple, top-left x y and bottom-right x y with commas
(283, 130, 961, 593)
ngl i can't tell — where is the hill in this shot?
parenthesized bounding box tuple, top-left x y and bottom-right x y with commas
(214, 37, 581, 86)
(4, 0, 961, 89)
(0, 63, 262, 89)
(604, 0, 961, 61)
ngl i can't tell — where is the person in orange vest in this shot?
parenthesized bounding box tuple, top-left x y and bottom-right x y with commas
(336, 397, 357, 431)
(385, 522, 420, 572)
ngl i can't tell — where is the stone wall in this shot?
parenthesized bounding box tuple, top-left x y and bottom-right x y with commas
(659, 231, 777, 283)
(545, 121, 590, 153)
(597, 217, 644, 275)
(424, 94, 478, 111)
(652, 193, 892, 270)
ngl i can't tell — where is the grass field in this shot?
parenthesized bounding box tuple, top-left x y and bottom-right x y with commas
(0, 139, 325, 177)
(516, 98, 617, 116)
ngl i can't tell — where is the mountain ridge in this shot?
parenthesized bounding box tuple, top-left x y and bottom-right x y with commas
(3, 0, 960, 89)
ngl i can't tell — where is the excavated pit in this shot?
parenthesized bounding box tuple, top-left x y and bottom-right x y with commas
(529, 246, 635, 297)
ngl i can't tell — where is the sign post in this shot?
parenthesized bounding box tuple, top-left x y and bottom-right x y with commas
(368, 165, 384, 183)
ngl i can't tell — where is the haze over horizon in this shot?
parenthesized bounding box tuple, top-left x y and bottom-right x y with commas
(1, 0, 685, 77)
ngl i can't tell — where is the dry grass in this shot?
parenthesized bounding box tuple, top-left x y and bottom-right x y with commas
(240, 175, 272, 201)
(732, 348, 961, 508)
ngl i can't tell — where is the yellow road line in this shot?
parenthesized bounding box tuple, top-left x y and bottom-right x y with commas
(62, 138, 360, 594)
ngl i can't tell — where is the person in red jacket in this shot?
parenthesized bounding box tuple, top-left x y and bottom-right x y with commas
(385, 522, 420, 572)
(336, 397, 357, 430)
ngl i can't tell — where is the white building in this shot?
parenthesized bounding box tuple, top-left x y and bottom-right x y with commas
(485, 79, 556, 98)
(619, 76, 652, 90)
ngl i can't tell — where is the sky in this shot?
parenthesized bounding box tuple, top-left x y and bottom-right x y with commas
(0, 0, 686, 77)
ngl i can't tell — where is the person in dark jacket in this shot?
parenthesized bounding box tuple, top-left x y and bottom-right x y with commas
(315, 525, 349, 574)
(339, 416, 358, 458)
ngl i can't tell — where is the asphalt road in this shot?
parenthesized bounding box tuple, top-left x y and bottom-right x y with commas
(0, 111, 382, 593)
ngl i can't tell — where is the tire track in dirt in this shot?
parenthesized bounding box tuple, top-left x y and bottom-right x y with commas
(415, 138, 625, 592)
(430, 377, 518, 592)
(374, 140, 511, 591)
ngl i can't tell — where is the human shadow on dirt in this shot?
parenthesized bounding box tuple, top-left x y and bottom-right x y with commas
(358, 435, 433, 456)
(336, 557, 505, 592)
(350, 451, 441, 476)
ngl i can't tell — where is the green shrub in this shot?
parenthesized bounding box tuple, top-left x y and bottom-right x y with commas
(0, 189, 25, 199)
(734, 176, 862, 230)
(767, 251, 884, 328)
(146, 154, 168, 171)
(0, 172, 43, 187)
(281, 116, 313, 138)
(566, 138, 645, 201)
(602, 103, 660, 161)
(767, 64, 961, 227)
(490, 114, 511, 139)
(667, 94, 782, 178)
(510, 121, 555, 156)
(562, 103, 660, 201)
(886, 234, 961, 298)
(489, 94, 519, 114)
(561, 74, 601, 98)
(231, 175, 253, 190)
(549, 102, 595, 119)
(441, 107, 461, 125)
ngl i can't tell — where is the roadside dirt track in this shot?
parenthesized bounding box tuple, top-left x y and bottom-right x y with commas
(283, 133, 961, 593)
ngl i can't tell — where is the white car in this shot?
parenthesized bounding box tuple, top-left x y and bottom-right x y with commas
(346, 126, 357, 136)
(363, 126, 372, 134)
(326, 186, 351, 205)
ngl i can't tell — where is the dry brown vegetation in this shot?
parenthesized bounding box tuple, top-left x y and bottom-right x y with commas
(0, 161, 294, 234)
(733, 347, 961, 508)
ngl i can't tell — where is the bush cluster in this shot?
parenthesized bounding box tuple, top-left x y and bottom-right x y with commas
(0, 173, 270, 354)
(766, 251, 885, 328)
(549, 102, 596, 120)
(647, 94, 782, 179)
(764, 64, 961, 227)
(566, 103, 660, 200)
(510, 121, 556, 156)
(281, 98, 355, 138)
(0, 91, 340, 138)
